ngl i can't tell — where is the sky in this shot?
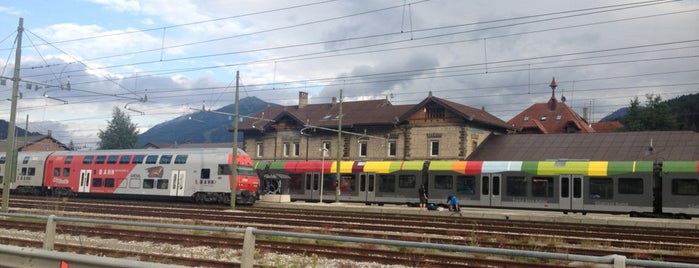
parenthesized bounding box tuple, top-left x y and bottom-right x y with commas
(0, 0, 697, 149)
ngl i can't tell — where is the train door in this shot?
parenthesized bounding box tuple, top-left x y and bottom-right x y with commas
(358, 172, 376, 203)
(79, 169, 91, 193)
(304, 172, 320, 200)
(559, 175, 584, 211)
(171, 170, 186, 196)
(479, 174, 501, 207)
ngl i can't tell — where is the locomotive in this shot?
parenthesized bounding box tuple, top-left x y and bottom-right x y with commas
(1, 148, 259, 205)
(255, 159, 698, 218)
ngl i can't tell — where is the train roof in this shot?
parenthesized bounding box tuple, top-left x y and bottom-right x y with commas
(44, 147, 248, 156)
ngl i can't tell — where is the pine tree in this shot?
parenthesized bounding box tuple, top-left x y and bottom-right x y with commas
(98, 106, 139, 149)
(621, 94, 678, 131)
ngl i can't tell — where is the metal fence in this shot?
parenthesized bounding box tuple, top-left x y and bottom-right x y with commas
(1, 212, 698, 268)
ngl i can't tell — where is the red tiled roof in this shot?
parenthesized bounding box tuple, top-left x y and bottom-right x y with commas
(508, 99, 594, 134)
(591, 121, 624, 132)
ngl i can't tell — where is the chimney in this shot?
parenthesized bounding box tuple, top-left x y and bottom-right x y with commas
(582, 107, 589, 122)
(299, 91, 308, 108)
(47, 130, 52, 137)
(332, 96, 337, 105)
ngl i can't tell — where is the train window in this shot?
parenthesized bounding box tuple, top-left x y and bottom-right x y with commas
(561, 177, 570, 198)
(238, 166, 256, 176)
(506, 176, 527, 196)
(83, 155, 94, 164)
(398, 175, 416, 188)
(53, 168, 60, 177)
(456, 176, 476, 195)
(492, 176, 500, 196)
(21, 167, 27, 175)
(0, 156, 5, 164)
(589, 178, 613, 199)
(105, 178, 115, 188)
(93, 178, 103, 187)
(145, 155, 158, 164)
(672, 179, 698, 195)
(482, 176, 490, 195)
(28, 167, 35, 176)
(174, 155, 188, 164)
(532, 177, 554, 197)
(201, 168, 211, 179)
(119, 155, 131, 164)
(156, 179, 169, 189)
(63, 168, 70, 177)
(379, 175, 396, 192)
(143, 179, 155, 189)
(132, 155, 145, 164)
(65, 156, 73, 164)
(129, 178, 140, 188)
(434, 175, 453, 189)
(107, 155, 118, 164)
(22, 156, 30, 164)
(618, 178, 643, 194)
(159, 155, 172, 164)
(218, 164, 230, 175)
(95, 155, 106, 164)
(573, 177, 581, 198)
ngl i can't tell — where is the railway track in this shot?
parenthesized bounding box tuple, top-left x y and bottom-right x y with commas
(2, 196, 699, 267)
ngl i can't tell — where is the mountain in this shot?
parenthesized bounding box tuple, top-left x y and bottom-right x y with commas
(135, 96, 278, 147)
(599, 107, 629, 122)
(0, 120, 42, 140)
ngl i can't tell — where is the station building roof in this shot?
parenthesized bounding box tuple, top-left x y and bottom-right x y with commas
(467, 131, 699, 161)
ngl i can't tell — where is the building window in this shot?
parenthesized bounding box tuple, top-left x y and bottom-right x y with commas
(429, 140, 440, 157)
(293, 142, 300, 157)
(321, 142, 331, 157)
(541, 115, 548, 121)
(359, 141, 368, 157)
(556, 114, 562, 120)
(283, 143, 290, 157)
(387, 141, 396, 157)
(256, 143, 263, 157)
(426, 107, 445, 119)
(523, 116, 529, 122)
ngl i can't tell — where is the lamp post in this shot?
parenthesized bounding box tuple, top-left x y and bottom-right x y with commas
(230, 70, 240, 210)
(320, 147, 328, 203)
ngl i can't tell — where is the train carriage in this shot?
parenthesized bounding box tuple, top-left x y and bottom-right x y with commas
(0, 151, 53, 195)
(39, 148, 258, 205)
(257, 159, 699, 216)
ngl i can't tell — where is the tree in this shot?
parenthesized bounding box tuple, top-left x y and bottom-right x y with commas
(98, 106, 139, 149)
(621, 93, 678, 131)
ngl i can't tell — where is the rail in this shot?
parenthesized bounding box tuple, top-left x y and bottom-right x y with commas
(0, 212, 697, 268)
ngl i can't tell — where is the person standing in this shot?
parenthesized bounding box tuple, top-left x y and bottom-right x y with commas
(418, 184, 428, 209)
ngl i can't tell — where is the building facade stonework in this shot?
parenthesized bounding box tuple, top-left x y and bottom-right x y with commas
(239, 92, 512, 162)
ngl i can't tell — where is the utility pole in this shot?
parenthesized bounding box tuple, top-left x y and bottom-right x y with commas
(2, 18, 23, 212)
(230, 70, 240, 210)
(335, 89, 342, 203)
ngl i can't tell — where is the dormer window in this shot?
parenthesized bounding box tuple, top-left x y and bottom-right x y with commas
(541, 115, 547, 121)
(523, 116, 529, 122)
(556, 114, 562, 120)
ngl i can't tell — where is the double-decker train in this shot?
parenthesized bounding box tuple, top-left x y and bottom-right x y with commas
(255, 159, 699, 218)
(0, 148, 259, 205)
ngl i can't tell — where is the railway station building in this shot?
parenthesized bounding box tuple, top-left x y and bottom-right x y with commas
(238, 91, 513, 162)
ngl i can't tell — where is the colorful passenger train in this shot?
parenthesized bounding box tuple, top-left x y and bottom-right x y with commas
(255, 159, 699, 217)
(0, 148, 259, 205)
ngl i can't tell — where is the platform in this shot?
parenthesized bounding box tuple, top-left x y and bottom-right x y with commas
(256, 201, 699, 230)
